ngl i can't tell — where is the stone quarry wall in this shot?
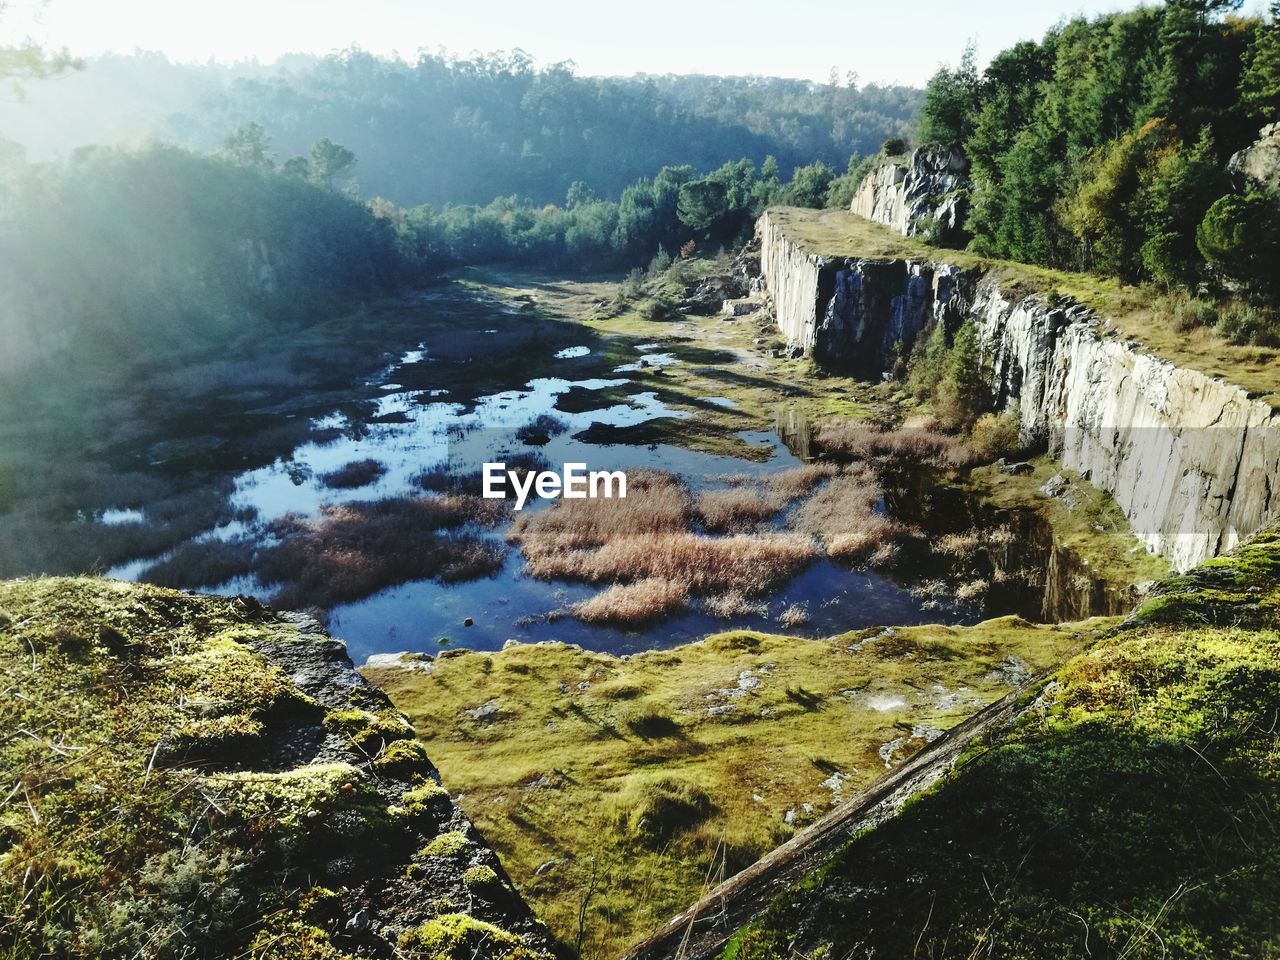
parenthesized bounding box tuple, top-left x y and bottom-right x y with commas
(849, 146, 970, 240)
(759, 210, 1280, 571)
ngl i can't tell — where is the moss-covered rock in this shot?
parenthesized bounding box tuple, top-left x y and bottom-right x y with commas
(0, 577, 558, 960)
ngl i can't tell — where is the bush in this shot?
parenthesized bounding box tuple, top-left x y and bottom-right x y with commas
(969, 409, 1022, 462)
(1215, 303, 1280, 347)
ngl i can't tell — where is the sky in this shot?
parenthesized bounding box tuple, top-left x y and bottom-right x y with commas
(1, 0, 1271, 86)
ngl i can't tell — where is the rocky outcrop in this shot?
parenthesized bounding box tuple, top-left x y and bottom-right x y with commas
(1229, 121, 1280, 193)
(759, 210, 975, 377)
(0, 577, 558, 960)
(758, 209, 1280, 571)
(849, 146, 970, 241)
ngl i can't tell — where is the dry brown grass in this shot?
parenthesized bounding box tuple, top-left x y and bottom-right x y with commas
(777, 602, 810, 628)
(765, 463, 841, 500)
(571, 578, 689, 625)
(817, 422, 977, 469)
(792, 475, 905, 565)
(695, 488, 784, 533)
(508, 469, 688, 547)
(701, 591, 769, 618)
(510, 469, 818, 603)
(261, 495, 507, 608)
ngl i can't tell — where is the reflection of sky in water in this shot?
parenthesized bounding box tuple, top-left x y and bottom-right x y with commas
(554, 346, 591, 359)
(102, 334, 1024, 659)
(614, 352, 679, 373)
(225, 357, 690, 527)
(99, 508, 146, 525)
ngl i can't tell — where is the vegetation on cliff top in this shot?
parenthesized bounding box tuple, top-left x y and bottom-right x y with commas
(918, 1, 1280, 310)
(766, 206, 1280, 407)
(722, 525, 1280, 960)
(366, 615, 1112, 960)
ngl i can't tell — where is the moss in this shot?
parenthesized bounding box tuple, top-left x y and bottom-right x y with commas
(0, 577, 420, 959)
(373, 737, 434, 779)
(398, 913, 544, 960)
(325, 706, 415, 749)
(203, 763, 383, 834)
(397, 778, 452, 820)
(462, 864, 502, 892)
(422, 831, 474, 860)
(367, 614, 1109, 957)
(720, 527, 1280, 960)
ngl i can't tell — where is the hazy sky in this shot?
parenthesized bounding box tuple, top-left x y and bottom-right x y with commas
(2, 0, 1271, 86)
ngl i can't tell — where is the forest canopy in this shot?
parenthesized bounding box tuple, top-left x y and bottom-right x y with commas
(916, 0, 1280, 298)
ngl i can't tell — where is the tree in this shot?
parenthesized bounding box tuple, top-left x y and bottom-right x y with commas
(1197, 190, 1280, 294)
(1138, 126, 1225, 287)
(918, 42, 982, 148)
(309, 138, 357, 189)
(1240, 2, 1280, 122)
(0, 1, 81, 91)
(935, 321, 990, 431)
(221, 122, 274, 170)
(785, 162, 835, 208)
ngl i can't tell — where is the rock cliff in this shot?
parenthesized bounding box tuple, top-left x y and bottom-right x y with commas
(1229, 121, 1280, 193)
(759, 208, 1280, 571)
(848, 146, 970, 242)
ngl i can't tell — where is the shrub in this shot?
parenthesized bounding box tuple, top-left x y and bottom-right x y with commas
(1215, 303, 1280, 347)
(320, 459, 386, 490)
(969, 410, 1021, 462)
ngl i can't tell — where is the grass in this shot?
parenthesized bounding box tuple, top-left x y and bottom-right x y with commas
(766, 207, 1280, 407)
(259, 494, 507, 609)
(320, 457, 387, 489)
(815, 420, 977, 469)
(723, 523, 1280, 960)
(0, 577, 554, 960)
(365, 615, 1113, 960)
(508, 470, 820, 608)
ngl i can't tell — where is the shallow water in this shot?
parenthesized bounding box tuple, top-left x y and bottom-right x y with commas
(90, 288, 1132, 662)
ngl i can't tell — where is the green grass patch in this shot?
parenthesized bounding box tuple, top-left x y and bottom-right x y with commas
(367, 616, 1112, 959)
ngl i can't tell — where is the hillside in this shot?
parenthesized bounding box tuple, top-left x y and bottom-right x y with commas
(705, 523, 1280, 959)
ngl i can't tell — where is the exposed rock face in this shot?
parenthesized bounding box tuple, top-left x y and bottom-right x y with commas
(759, 211, 975, 377)
(758, 210, 1280, 571)
(849, 146, 970, 241)
(1229, 122, 1280, 193)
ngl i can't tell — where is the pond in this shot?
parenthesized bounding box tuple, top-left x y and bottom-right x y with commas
(61, 281, 1134, 665)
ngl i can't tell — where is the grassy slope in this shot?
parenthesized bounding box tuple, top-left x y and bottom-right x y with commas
(0, 578, 556, 960)
(723, 526, 1280, 960)
(365, 616, 1116, 960)
(767, 207, 1280, 408)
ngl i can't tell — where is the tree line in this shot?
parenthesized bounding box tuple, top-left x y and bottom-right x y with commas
(917, 0, 1280, 306)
